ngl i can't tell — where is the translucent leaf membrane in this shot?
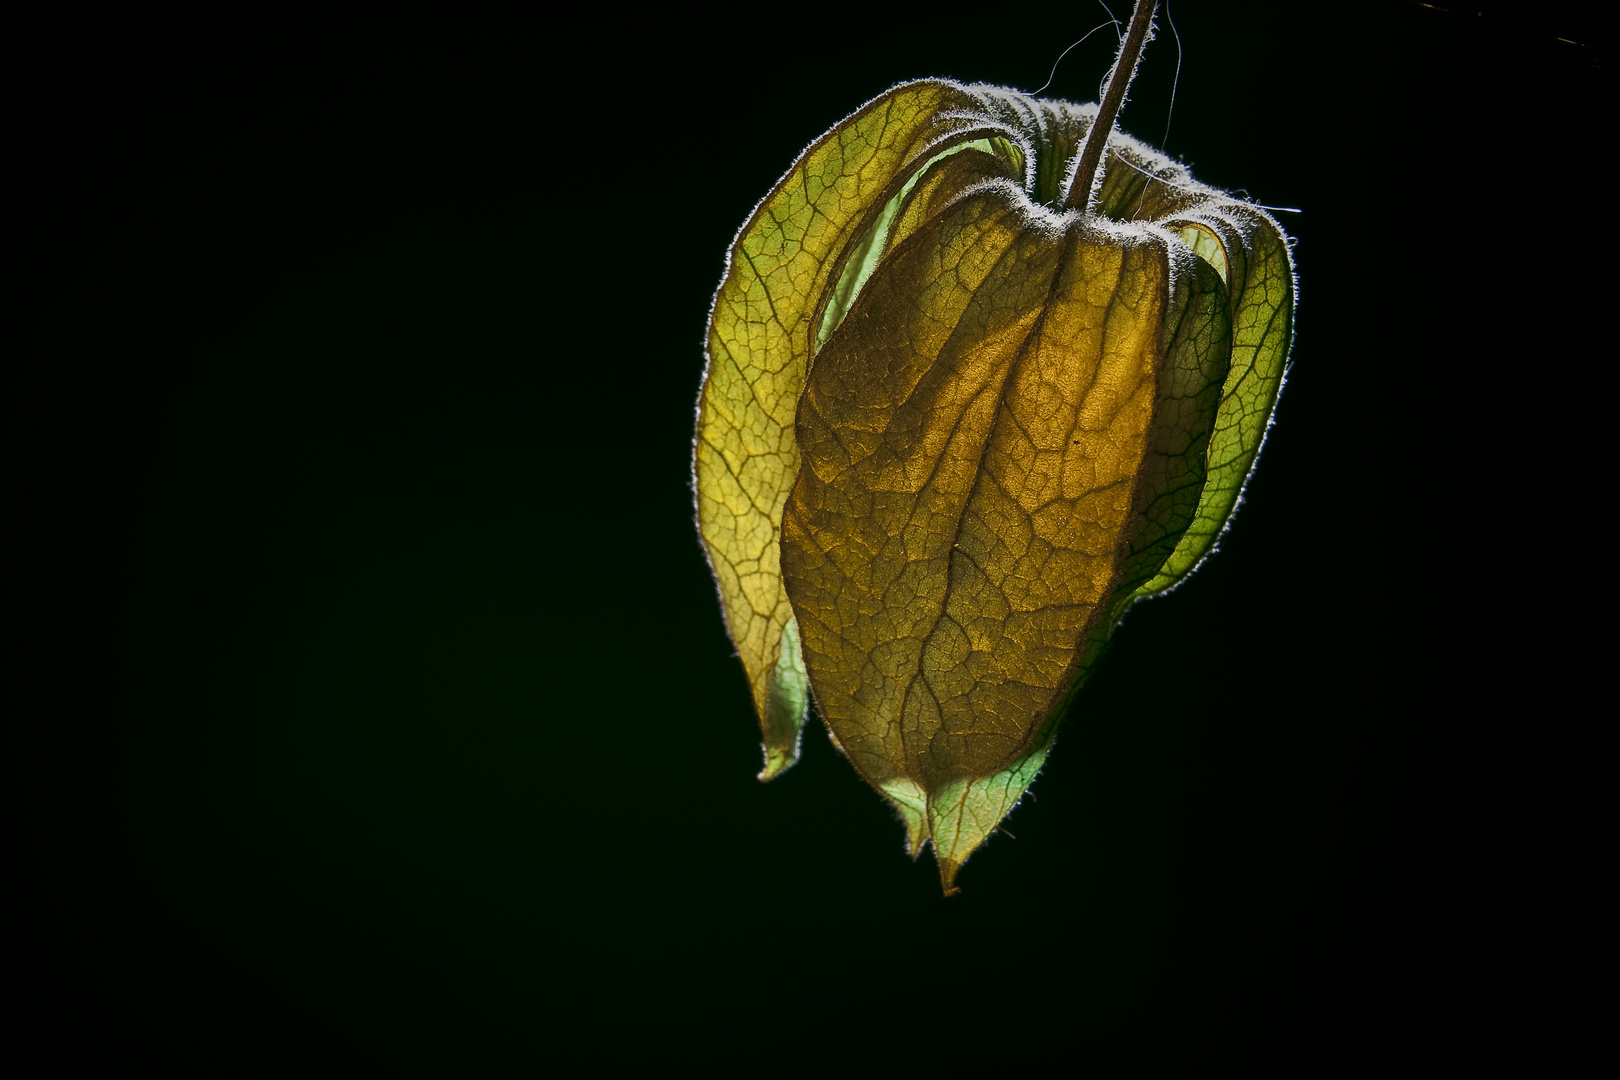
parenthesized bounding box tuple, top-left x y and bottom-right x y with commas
(695, 82, 994, 780)
(695, 79, 1294, 890)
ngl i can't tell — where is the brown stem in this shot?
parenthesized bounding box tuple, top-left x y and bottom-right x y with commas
(1064, 0, 1157, 212)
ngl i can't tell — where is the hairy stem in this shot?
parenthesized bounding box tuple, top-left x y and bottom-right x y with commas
(1065, 0, 1157, 212)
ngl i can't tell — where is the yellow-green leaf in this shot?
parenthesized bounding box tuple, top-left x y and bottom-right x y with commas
(694, 81, 1002, 780)
(695, 71, 1293, 890)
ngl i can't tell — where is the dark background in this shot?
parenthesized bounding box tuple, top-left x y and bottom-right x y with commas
(13, 1, 1606, 1073)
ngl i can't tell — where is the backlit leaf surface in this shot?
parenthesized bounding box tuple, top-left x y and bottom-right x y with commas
(694, 79, 1293, 891)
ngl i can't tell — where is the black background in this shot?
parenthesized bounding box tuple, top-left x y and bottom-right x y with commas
(14, 1, 1607, 1073)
